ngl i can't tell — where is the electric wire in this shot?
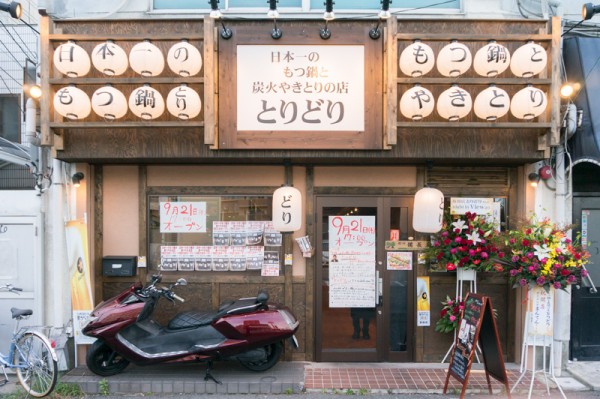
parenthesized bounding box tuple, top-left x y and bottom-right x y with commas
(0, 20, 37, 62)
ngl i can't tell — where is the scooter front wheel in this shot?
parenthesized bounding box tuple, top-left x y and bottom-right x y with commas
(86, 340, 130, 376)
(238, 342, 282, 372)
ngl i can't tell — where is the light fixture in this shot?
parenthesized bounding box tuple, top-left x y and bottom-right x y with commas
(27, 84, 42, 100)
(0, 1, 22, 19)
(412, 186, 444, 233)
(583, 3, 600, 20)
(272, 185, 302, 232)
(560, 82, 575, 98)
(268, 0, 282, 40)
(369, 0, 391, 40)
(209, 0, 232, 40)
(528, 172, 539, 187)
(72, 172, 84, 188)
(320, 0, 334, 40)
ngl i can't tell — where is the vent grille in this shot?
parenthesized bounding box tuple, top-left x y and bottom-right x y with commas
(0, 164, 35, 190)
(427, 167, 510, 188)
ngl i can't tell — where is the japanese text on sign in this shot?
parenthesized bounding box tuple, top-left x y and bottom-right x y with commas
(159, 201, 207, 233)
(237, 45, 365, 131)
(528, 286, 554, 337)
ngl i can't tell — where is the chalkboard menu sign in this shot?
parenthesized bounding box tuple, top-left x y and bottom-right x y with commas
(443, 293, 511, 399)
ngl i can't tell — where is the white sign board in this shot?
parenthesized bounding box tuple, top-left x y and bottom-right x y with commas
(159, 201, 207, 233)
(450, 197, 494, 215)
(237, 45, 365, 131)
(527, 286, 554, 337)
(328, 216, 376, 308)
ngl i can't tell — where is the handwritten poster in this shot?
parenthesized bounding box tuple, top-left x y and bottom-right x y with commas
(159, 201, 206, 233)
(527, 286, 554, 337)
(328, 216, 376, 308)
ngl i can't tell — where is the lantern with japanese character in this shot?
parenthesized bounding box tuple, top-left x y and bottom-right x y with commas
(473, 86, 510, 121)
(436, 41, 472, 77)
(91, 85, 128, 120)
(53, 41, 91, 77)
(412, 187, 444, 233)
(473, 41, 511, 77)
(436, 85, 472, 121)
(53, 86, 91, 120)
(91, 40, 129, 76)
(167, 40, 203, 77)
(399, 41, 435, 77)
(399, 85, 434, 121)
(510, 41, 547, 78)
(272, 186, 302, 232)
(510, 86, 547, 120)
(129, 40, 165, 77)
(128, 85, 165, 120)
(166, 85, 202, 120)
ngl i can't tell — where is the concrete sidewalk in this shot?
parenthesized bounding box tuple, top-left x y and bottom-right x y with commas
(0, 360, 597, 397)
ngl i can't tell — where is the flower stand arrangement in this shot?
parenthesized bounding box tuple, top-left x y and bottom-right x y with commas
(498, 216, 590, 399)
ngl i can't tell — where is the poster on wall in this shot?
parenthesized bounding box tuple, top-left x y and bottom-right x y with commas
(416, 276, 431, 326)
(159, 201, 206, 233)
(328, 215, 376, 308)
(65, 220, 95, 346)
(527, 286, 554, 337)
(387, 252, 412, 270)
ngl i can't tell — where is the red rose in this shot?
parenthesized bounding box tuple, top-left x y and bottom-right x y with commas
(446, 263, 457, 271)
(561, 269, 570, 276)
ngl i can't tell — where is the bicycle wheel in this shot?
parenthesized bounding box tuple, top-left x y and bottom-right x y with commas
(13, 332, 58, 397)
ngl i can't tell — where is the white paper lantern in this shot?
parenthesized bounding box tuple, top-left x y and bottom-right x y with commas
(510, 42, 547, 78)
(53, 41, 91, 77)
(436, 86, 472, 121)
(91, 41, 129, 76)
(128, 86, 165, 120)
(473, 42, 511, 77)
(412, 187, 444, 233)
(167, 41, 202, 77)
(272, 186, 302, 232)
(91, 86, 128, 120)
(129, 41, 165, 77)
(436, 41, 472, 77)
(473, 86, 510, 121)
(510, 86, 547, 120)
(399, 41, 435, 77)
(53, 86, 91, 120)
(167, 85, 202, 120)
(400, 86, 434, 121)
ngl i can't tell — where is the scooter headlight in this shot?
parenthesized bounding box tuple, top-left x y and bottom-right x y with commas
(278, 309, 299, 329)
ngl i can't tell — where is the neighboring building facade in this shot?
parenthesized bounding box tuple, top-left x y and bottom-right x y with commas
(21, 0, 599, 368)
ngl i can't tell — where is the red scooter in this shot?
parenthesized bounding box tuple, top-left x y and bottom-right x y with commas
(81, 274, 299, 382)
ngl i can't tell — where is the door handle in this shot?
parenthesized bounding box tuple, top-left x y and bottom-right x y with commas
(376, 270, 383, 306)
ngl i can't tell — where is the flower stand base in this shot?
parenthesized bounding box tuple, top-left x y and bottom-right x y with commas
(510, 287, 566, 399)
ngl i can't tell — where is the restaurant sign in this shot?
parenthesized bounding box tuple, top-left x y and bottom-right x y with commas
(237, 45, 364, 131)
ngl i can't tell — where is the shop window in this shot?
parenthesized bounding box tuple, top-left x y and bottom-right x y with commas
(0, 95, 20, 143)
(148, 195, 283, 275)
(309, 0, 459, 10)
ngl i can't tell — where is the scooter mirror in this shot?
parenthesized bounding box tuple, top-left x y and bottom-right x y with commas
(175, 278, 187, 287)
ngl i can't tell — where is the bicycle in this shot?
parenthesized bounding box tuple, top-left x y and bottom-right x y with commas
(0, 284, 58, 397)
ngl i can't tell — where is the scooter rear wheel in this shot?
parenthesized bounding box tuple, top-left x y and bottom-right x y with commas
(238, 342, 282, 372)
(86, 340, 130, 376)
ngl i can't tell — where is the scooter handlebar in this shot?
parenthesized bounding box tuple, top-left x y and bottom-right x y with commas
(171, 293, 185, 303)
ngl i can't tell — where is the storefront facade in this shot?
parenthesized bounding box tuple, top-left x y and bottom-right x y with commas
(40, 13, 561, 363)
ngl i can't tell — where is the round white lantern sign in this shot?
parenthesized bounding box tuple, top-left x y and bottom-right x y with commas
(510, 86, 547, 120)
(129, 41, 165, 77)
(399, 41, 435, 77)
(53, 86, 91, 120)
(436, 41, 472, 77)
(91, 41, 129, 76)
(128, 86, 165, 120)
(167, 85, 202, 120)
(272, 186, 302, 232)
(510, 42, 547, 78)
(399, 86, 434, 121)
(167, 41, 202, 77)
(53, 41, 91, 77)
(91, 86, 128, 120)
(412, 187, 444, 233)
(437, 86, 472, 121)
(474, 86, 510, 121)
(473, 42, 511, 77)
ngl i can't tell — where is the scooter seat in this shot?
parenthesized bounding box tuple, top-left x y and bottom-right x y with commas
(168, 310, 216, 330)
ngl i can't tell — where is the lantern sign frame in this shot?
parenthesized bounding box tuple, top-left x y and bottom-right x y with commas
(272, 185, 302, 232)
(53, 41, 91, 78)
(510, 41, 548, 78)
(91, 40, 129, 76)
(473, 86, 510, 121)
(167, 40, 203, 77)
(400, 85, 435, 121)
(473, 41, 511, 77)
(129, 40, 165, 77)
(53, 85, 92, 120)
(436, 85, 472, 121)
(128, 85, 165, 120)
(510, 85, 548, 120)
(166, 85, 202, 120)
(436, 41, 472, 78)
(399, 41, 435, 77)
(91, 85, 128, 120)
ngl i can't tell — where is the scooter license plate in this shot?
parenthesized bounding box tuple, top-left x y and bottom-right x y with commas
(290, 335, 299, 348)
